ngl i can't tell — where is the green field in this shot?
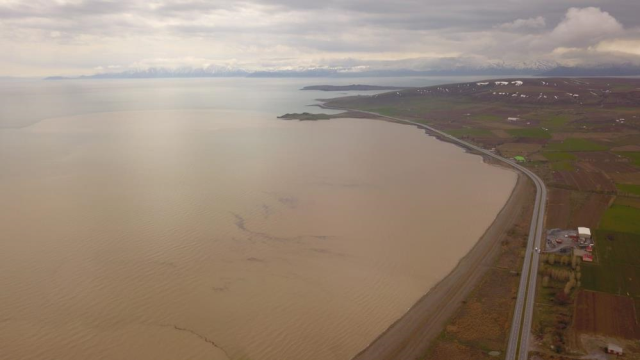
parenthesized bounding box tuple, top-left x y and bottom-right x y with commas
(543, 152, 576, 170)
(541, 114, 571, 128)
(445, 128, 493, 137)
(600, 205, 640, 235)
(368, 107, 404, 117)
(616, 152, 640, 167)
(545, 138, 607, 152)
(472, 114, 501, 122)
(506, 128, 551, 139)
(581, 230, 640, 296)
(617, 184, 640, 196)
(543, 152, 576, 161)
(549, 161, 574, 171)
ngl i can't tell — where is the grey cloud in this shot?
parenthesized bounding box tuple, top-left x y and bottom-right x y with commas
(496, 16, 546, 31)
(1, 0, 640, 76)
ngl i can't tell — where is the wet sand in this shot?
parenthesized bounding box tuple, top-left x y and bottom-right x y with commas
(0, 110, 516, 360)
(351, 172, 529, 359)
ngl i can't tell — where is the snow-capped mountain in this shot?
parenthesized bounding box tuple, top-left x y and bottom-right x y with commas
(45, 60, 640, 80)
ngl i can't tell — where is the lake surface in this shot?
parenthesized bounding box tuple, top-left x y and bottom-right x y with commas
(0, 77, 516, 360)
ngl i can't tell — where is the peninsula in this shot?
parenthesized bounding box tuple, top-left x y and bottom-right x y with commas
(301, 84, 410, 91)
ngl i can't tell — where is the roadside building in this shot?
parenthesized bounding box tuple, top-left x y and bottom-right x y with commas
(606, 344, 623, 356)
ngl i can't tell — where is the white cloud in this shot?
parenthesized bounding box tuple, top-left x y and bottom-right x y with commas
(596, 38, 640, 56)
(547, 7, 623, 48)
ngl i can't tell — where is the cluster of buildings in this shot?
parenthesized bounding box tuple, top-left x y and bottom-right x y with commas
(544, 227, 594, 260)
(577, 227, 594, 262)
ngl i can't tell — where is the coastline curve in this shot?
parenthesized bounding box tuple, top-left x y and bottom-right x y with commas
(336, 109, 546, 360)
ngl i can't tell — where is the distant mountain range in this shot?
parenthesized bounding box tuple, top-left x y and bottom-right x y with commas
(301, 84, 410, 91)
(45, 63, 640, 80)
(539, 66, 640, 77)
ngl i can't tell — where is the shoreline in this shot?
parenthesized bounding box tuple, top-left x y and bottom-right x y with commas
(311, 103, 534, 359)
(348, 125, 531, 359)
(352, 171, 529, 360)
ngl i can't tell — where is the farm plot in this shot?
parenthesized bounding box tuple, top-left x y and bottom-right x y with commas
(581, 230, 640, 297)
(617, 152, 640, 166)
(546, 188, 571, 229)
(600, 205, 640, 235)
(586, 161, 639, 173)
(575, 151, 627, 162)
(617, 184, 640, 196)
(568, 193, 613, 229)
(497, 142, 543, 158)
(616, 196, 640, 209)
(546, 138, 608, 152)
(506, 128, 551, 139)
(612, 145, 640, 152)
(551, 170, 616, 192)
(611, 172, 640, 185)
(573, 290, 640, 339)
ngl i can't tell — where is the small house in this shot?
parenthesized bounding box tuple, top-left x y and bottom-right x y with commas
(507, 117, 520, 122)
(583, 253, 593, 262)
(606, 344, 623, 356)
(514, 156, 526, 163)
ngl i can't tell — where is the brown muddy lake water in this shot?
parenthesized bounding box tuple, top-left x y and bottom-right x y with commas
(0, 78, 516, 360)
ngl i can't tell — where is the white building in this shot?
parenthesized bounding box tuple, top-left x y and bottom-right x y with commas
(578, 227, 591, 241)
(606, 344, 623, 356)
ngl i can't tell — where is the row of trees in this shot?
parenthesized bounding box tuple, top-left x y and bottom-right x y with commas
(540, 253, 581, 269)
(540, 252, 583, 296)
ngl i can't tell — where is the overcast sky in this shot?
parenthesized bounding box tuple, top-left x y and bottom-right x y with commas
(1, 0, 640, 76)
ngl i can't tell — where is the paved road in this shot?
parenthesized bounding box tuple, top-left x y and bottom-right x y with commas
(346, 110, 547, 360)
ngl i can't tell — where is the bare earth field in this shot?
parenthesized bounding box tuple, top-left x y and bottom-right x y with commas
(567, 193, 613, 229)
(551, 170, 615, 192)
(573, 290, 639, 339)
(546, 188, 571, 229)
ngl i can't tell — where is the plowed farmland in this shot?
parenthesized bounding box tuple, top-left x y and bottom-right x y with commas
(574, 290, 640, 339)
